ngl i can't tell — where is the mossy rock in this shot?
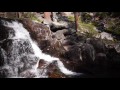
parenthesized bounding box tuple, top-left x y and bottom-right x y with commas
(68, 16, 75, 22)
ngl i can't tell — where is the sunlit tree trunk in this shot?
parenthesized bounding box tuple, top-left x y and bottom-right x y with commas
(18, 12, 22, 18)
(74, 12, 79, 32)
(51, 12, 54, 21)
(15, 12, 21, 18)
(4, 12, 7, 18)
(44, 12, 52, 23)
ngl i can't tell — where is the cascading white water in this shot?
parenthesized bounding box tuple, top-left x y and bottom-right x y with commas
(2, 20, 82, 78)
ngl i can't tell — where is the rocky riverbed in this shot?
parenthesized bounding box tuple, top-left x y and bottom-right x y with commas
(0, 16, 120, 78)
(21, 18, 120, 78)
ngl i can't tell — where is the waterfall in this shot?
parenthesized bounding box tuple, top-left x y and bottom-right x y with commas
(0, 20, 82, 78)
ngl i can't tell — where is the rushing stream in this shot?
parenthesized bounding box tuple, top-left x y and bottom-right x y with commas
(0, 19, 82, 78)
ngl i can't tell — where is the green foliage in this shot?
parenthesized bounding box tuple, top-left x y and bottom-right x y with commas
(105, 18, 120, 35)
(68, 15, 98, 37)
(30, 16, 42, 23)
(102, 38, 118, 45)
(78, 18, 98, 37)
(81, 12, 120, 36)
(81, 12, 93, 23)
(68, 16, 75, 22)
(21, 12, 42, 23)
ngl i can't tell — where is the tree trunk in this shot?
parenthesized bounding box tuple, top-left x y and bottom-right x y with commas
(18, 12, 22, 18)
(74, 12, 79, 32)
(15, 12, 21, 18)
(44, 12, 52, 23)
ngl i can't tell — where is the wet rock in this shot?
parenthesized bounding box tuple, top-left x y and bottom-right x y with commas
(38, 59, 48, 69)
(94, 53, 107, 63)
(19, 70, 36, 78)
(64, 45, 82, 61)
(0, 21, 15, 41)
(0, 47, 7, 66)
(1, 39, 34, 55)
(21, 19, 66, 58)
(38, 59, 67, 78)
(0, 68, 9, 78)
(47, 61, 66, 78)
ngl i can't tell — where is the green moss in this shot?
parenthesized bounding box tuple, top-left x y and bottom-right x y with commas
(102, 38, 118, 45)
(31, 16, 42, 23)
(78, 19, 98, 37)
(98, 18, 120, 36)
(106, 26, 120, 35)
(20, 12, 42, 23)
(68, 16, 75, 22)
(103, 39, 113, 44)
(68, 15, 98, 37)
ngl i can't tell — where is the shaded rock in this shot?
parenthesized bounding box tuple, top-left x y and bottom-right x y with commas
(64, 29, 76, 36)
(94, 53, 108, 73)
(86, 38, 106, 53)
(61, 43, 95, 74)
(106, 46, 118, 60)
(53, 29, 66, 42)
(47, 61, 67, 78)
(114, 42, 120, 53)
(0, 19, 15, 41)
(38, 59, 48, 69)
(21, 19, 66, 58)
(0, 68, 9, 78)
(50, 22, 69, 32)
(64, 45, 82, 61)
(0, 47, 7, 66)
(81, 43, 95, 66)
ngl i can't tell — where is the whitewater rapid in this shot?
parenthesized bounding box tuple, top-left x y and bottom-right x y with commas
(2, 20, 82, 78)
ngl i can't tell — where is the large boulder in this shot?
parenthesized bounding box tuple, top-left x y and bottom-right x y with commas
(114, 42, 120, 53)
(94, 53, 108, 74)
(81, 43, 95, 64)
(86, 38, 107, 53)
(21, 19, 66, 58)
(95, 32, 114, 41)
